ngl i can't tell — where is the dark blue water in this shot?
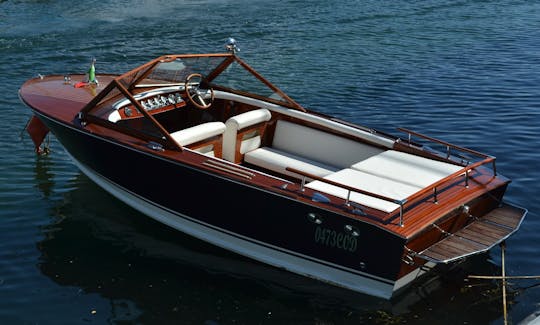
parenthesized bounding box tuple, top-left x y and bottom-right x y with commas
(1, 0, 539, 324)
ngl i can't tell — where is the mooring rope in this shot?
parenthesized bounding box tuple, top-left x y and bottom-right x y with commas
(467, 241, 540, 325)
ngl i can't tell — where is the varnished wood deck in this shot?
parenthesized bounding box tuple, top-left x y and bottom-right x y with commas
(417, 202, 527, 263)
(20, 75, 115, 121)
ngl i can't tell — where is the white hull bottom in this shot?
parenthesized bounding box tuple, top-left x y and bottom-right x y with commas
(71, 156, 406, 299)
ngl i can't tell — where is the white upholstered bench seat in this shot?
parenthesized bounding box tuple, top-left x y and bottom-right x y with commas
(306, 168, 422, 213)
(351, 150, 462, 188)
(305, 151, 463, 212)
(244, 147, 339, 179)
(243, 119, 384, 180)
(271, 120, 384, 167)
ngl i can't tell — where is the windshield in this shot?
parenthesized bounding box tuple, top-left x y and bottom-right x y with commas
(119, 54, 297, 107)
(81, 53, 302, 148)
(137, 56, 226, 87)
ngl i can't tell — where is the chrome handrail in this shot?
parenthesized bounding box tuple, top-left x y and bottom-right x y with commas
(286, 167, 408, 226)
(397, 127, 497, 175)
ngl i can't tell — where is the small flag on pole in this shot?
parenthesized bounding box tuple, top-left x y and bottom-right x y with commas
(74, 58, 98, 88)
(88, 58, 97, 84)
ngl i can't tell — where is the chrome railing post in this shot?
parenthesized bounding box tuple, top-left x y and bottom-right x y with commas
(397, 199, 407, 227)
(399, 203, 404, 227)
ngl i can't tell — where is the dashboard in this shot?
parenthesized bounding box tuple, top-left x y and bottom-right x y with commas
(108, 87, 185, 122)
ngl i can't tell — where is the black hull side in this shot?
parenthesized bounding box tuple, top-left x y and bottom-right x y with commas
(37, 112, 406, 295)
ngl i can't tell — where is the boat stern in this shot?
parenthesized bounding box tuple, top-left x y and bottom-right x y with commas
(393, 200, 527, 295)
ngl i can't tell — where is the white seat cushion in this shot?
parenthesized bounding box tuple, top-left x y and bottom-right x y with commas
(272, 120, 384, 169)
(170, 122, 226, 146)
(238, 131, 262, 155)
(226, 108, 271, 130)
(244, 147, 339, 179)
(306, 168, 422, 213)
(351, 150, 462, 188)
(280, 109, 396, 148)
(108, 110, 121, 123)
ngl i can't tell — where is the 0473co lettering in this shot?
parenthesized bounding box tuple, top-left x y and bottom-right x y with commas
(314, 226, 357, 252)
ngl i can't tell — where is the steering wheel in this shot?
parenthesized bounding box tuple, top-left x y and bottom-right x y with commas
(184, 73, 214, 110)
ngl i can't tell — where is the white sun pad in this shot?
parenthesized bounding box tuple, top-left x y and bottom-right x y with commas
(306, 168, 422, 213)
(351, 150, 462, 188)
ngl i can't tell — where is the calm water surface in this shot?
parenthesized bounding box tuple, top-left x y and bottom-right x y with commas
(1, 0, 539, 324)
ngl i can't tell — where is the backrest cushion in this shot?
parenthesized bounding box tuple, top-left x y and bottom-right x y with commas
(272, 120, 384, 168)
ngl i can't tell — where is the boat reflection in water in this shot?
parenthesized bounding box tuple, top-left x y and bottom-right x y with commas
(21, 40, 527, 299)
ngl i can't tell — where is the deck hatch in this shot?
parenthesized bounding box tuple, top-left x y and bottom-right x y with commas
(418, 202, 527, 264)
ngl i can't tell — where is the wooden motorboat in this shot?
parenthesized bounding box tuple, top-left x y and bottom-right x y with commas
(19, 42, 527, 299)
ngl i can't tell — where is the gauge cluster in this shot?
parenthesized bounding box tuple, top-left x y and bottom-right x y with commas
(140, 93, 184, 111)
(123, 92, 185, 118)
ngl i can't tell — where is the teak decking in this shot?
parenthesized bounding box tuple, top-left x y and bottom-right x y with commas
(418, 203, 526, 263)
